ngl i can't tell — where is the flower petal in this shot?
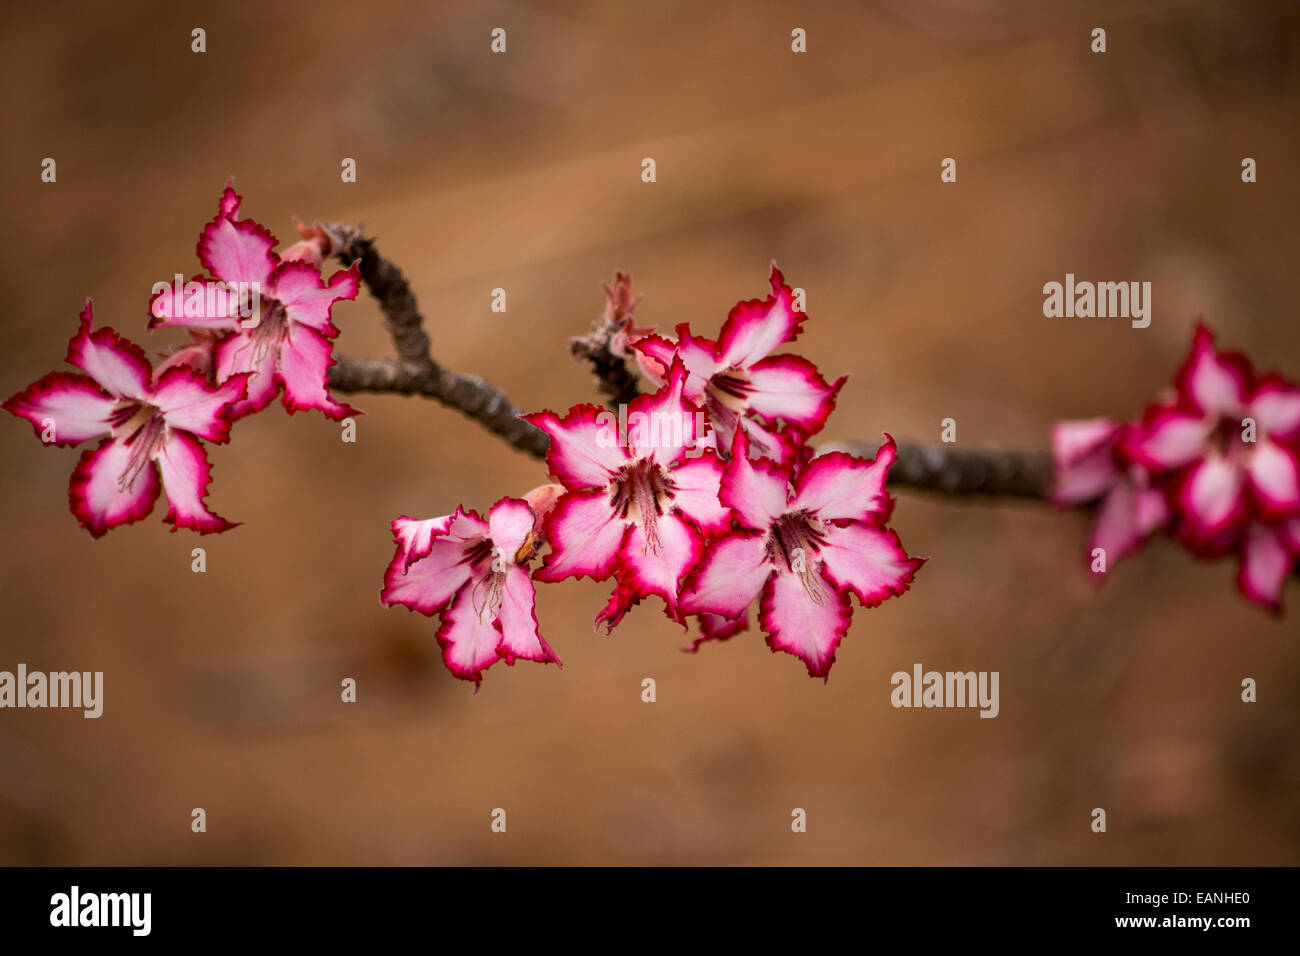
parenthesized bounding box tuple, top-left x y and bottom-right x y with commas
(677, 530, 770, 619)
(790, 436, 896, 524)
(758, 568, 852, 680)
(497, 566, 562, 667)
(197, 210, 278, 289)
(715, 264, 806, 370)
(522, 404, 627, 489)
(1050, 418, 1123, 505)
(618, 511, 703, 615)
(270, 261, 359, 337)
(1125, 407, 1211, 471)
(669, 451, 730, 535)
(743, 354, 842, 433)
(214, 330, 281, 419)
(390, 512, 458, 571)
(1248, 377, 1300, 441)
(487, 497, 536, 558)
(277, 321, 359, 420)
(435, 589, 504, 685)
(152, 365, 247, 443)
(1237, 524, 1291, 612)
(1246, 439, 1300, 515)
(65, 302, 152, 401)
(818, 522, 924, 607)
(4, 371, 114, 445)
(68, 437, 161, 538)
(1178, 454, 1246, 539)
(720, 428, 790, 530)
(535, 489, 629, 582)
(684, 611, 749, 652)
(1175, 324, 1250, 416)
(154, 430, 239, 534)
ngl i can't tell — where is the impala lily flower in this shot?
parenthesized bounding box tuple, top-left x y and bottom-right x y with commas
(633, 265, 844, 458)
(1051, 417, 1169, 577)
(149, 181, 361, 421)
(381, 496, 561, 686)
(679, 429, 925, 678)
(522, 358, 730, 621)
(1126, 325, 1300, 545)
(3, 303, 247, 537)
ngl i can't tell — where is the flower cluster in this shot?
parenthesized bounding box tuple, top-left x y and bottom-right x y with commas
(1053, 324, 1300, 610)
(383, 266, 926, 685)
(4, 182, 360, 537)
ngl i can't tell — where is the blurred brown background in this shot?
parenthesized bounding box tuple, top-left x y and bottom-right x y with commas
(1, 0, 1298, 865)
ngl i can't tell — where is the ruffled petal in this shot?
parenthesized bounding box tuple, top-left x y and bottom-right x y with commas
(497, 566, 562, 667)
(151, 365, 246, 443)
(277, 321, 359, 420)
(270, 261, 359, 337)
(1248, 377, 1300, 441)
(522, 404, 628, 489)
(818, 522, 924, 607)
(148, 277, 245, 331)
(617, 511, 703, 615)
(65, 302, 152, 401)
(1246, 439, 1300, 515)
(759, 568, 852, 679)
(720, 428, 790, 530)
(154, 430, 239, 534)
(715, 265, 806, 370)
(68, 437, 161, 537)
(197, 210, 278, 289)
(535, 489, 628, 582)
(684, 611, 749, 652)
(790, 436, 895, 524)
(743, 354, 841, 433)
(214, 331, 280, 419)
(435, 589, 504, 685)
(1175, 324, 1250, 416)
(668, 451, 730, 535)
(390, 512, 458, 570)
(383, 535, 480, 616)
(1237, 524, 1291, 612)
(3, 371, 114, 445)
(677, 530, 770, 619)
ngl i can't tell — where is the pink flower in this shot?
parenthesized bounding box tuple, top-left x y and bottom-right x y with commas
(633, 265, 844, 459)
(1126, 325, 1300, 545)
(148, 181, 361, 421)
(381, 496, 562, 687)
(1051, 417, 1169, 578)
(522, 358, 730, 621)
(678, 429, 925, 678)
(4, 303, 247, 537)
